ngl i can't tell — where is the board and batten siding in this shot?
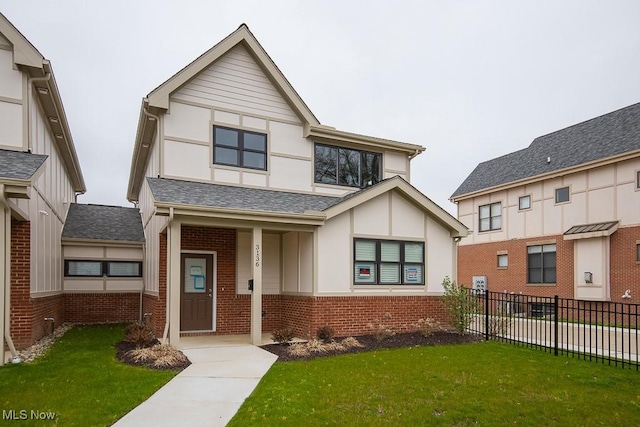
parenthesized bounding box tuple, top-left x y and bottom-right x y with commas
(316, 190, 456, 295)
(236, 231, 281, 295)
(0, 46, 24, 151)
(458, 158, 640, 245)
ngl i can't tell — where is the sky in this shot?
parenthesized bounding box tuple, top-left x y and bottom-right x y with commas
(2, 1, 640, 215)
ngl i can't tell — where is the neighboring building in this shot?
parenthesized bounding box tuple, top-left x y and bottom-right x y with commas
(0, 13, 86, 354)
(451, 103, 640, 303)
(127, 24, 467, 347)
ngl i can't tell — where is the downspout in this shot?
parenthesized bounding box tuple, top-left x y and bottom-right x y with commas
(27, 71, 52, 153)
(0, 186, 19, 363)
(139, 241, 145, 323)
(162, 207, 174, 344)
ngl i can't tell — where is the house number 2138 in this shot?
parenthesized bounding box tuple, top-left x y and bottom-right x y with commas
(255, 244, 260, 267)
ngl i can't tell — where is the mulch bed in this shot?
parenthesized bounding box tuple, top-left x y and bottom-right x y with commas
(115, 339, 192, 371)
(261, 331, 482, 362)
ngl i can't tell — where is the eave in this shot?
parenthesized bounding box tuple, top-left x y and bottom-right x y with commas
(306, 125, 425, 156)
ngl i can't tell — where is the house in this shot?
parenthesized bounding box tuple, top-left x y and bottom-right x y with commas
(0, 13, 86, 357)
(127, 24, 468, 347)
(451, 103, 640, 305)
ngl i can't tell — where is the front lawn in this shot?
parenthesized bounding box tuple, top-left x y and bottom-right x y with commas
(230, 341, 640, 426)
(0, 324, 175, 426)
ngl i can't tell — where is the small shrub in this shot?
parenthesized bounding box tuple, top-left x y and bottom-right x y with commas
(316, 326, 335, 342)
(487, 315, 513, 337)
(324, 341, 345, 352)
(413, 317, 442, 337)
(305, 339, 328, 354)
(287, 343, 310, 357)
(124, 322, 155, 348)
(126, 344, 189, 369)
(440, 276, 478, 335)
(368, 313, 396, 342)
(340, 337, 365, 349)
(271, 328, 295, 344)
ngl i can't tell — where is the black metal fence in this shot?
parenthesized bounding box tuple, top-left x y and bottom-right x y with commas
(466, 291, 640, 369)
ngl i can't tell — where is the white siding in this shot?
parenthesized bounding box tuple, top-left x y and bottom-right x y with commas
(237, 231, 280, 295)
(173, 45, 300, 123)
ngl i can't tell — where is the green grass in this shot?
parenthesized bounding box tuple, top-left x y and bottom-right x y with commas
(230, 341, 640, 426)
(0, 324, 176, 426)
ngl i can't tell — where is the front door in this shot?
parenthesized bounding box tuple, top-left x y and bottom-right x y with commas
(180, 254, 214, 331)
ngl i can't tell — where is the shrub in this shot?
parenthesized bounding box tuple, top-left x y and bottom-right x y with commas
(126, 344, 189, 369)
(287, 343, 310, 357)
(124, 322, 155, 348)
(440, 276, 478, 335)
(316, 326, 335, 342)
(271, 328, 295, 344)
(487, 315, 513, 337)
(340, 337, 364, 349)
(368, 313, 396, 341)
(413, 317, 442, 337)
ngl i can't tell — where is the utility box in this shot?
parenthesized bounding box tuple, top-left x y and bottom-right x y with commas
(472, 276, 487, 294)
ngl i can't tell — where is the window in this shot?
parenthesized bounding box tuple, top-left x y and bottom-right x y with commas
(636, 170, 640, 190)
(64, 260, 142, 278)
(314, 143, 381, 188)
(497, 254, 508, 268)
(527, 244, 556, 284)
(479, 202, 501, 232)
(213, 126, 267, 170)
(555, 186, 570, 203)
(354, 239, 424, 285)
(518, 195, 531, 210)
(637, 243, 640, 262)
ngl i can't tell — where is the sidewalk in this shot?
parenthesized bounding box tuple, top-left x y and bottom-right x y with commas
(113, 343, 278, 427)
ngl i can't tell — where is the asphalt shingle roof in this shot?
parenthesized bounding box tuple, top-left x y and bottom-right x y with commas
(451, 102, 640, 198)
(0, 149, 47, 180)
(62, 204, 145, 242)
(147, 177, 346, 214)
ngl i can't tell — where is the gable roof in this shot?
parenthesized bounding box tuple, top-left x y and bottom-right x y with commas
(127, 24, 425, 202)
(451, 102, 640, 200)
(62, 204, 145, 243)
(0, 13, 86, 193)
(147, 176, 467, 237)
(0, 149, 47, 180)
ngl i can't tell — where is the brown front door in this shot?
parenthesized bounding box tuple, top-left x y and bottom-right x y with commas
(180, 254, 214, 331)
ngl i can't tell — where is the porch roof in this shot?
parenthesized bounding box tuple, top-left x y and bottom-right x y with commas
(147, 177, 344, 214)
(0, 149, 47, 180)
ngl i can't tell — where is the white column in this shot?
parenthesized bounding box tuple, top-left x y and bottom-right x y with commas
(251, 227, 263, 345)
(0, 201, 6, 366)
(168, 220, 181, 347)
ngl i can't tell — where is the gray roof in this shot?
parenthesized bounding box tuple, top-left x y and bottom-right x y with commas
(0, 149, 48, 180)
(147, 177, 346, 214)
(62, 204, 145, 242)
(451, 102, 640, 198)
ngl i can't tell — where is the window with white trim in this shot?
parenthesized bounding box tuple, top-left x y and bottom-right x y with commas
(213, 126, 267, 170)
(354, 239, 424, 285)
(527, 244, 556, 284)
(479, 202, 501, 232)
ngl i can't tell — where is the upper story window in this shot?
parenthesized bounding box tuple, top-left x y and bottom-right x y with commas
(555, 186, 570, 203)
(519, 195, 531, 210)
(636, 170, 640, 190)
(213, 126, 267, 170)
(314, 143, 381, 188)
(479, 202, 501, 232)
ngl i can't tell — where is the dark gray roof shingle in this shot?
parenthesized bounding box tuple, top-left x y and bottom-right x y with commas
(62, 204, 145, 242)
(0, 149, 47, 180)
(147, 177, 345, 214)
(451, 102, 640, 198)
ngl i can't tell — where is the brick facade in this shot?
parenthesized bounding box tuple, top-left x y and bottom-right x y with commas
(64, 293, 139, 324)
(458, 225, 640, 301)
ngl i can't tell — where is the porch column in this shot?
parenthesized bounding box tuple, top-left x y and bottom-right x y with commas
(251, 227, 263, 345)
(0, 198, 6, 366)
(168, 219, 181, 347)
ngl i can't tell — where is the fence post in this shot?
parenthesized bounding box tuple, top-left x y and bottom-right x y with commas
(554, 295, 559, 356)
(485, 290, 490, 341)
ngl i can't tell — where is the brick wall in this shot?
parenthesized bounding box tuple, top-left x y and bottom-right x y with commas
(458, 235, 574, 298)
(64, 293, 139, 324)
(281, 295, 446, 339)
(610, 225, 640, 302)
(10, 219, 32, 348)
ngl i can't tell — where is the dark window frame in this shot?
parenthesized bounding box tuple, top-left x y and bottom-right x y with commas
(314, 143, 382, 189)
(64, 260, 143, 278)
(636, 170, 640, 190)
(213, 125, 267, 171)
(497, 253, 508, 269)
(527, 244, 557, 284)
(353, 238, 425, 286)
(636, 243, 640, 263)
(555, 186, 570, 204)
(479, 202, 502, 232)
(518, 195, 531, 211)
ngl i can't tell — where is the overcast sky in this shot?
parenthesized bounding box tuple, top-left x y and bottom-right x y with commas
(2, 1, 640, 215)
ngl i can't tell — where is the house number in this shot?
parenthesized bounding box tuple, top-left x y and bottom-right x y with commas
(255, 244, 260, 267)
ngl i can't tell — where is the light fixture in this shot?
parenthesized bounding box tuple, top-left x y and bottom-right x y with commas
(49, 116, 59, 123)
(584, 272, 593, 283)
(55, 134, 63, 139)
(38, 210, 49, 216)
(37, 87, 49, 95)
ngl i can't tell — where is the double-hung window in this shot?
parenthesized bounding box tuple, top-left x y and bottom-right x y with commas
(213, 126, 267, 170)
(354, 239, 424, 285)
(314, 143, 381, 188)
(479, 202, 501, 232)
(527, 244, 556, 284)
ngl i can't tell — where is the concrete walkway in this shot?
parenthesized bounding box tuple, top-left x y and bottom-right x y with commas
(113, 342, 278, 427)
